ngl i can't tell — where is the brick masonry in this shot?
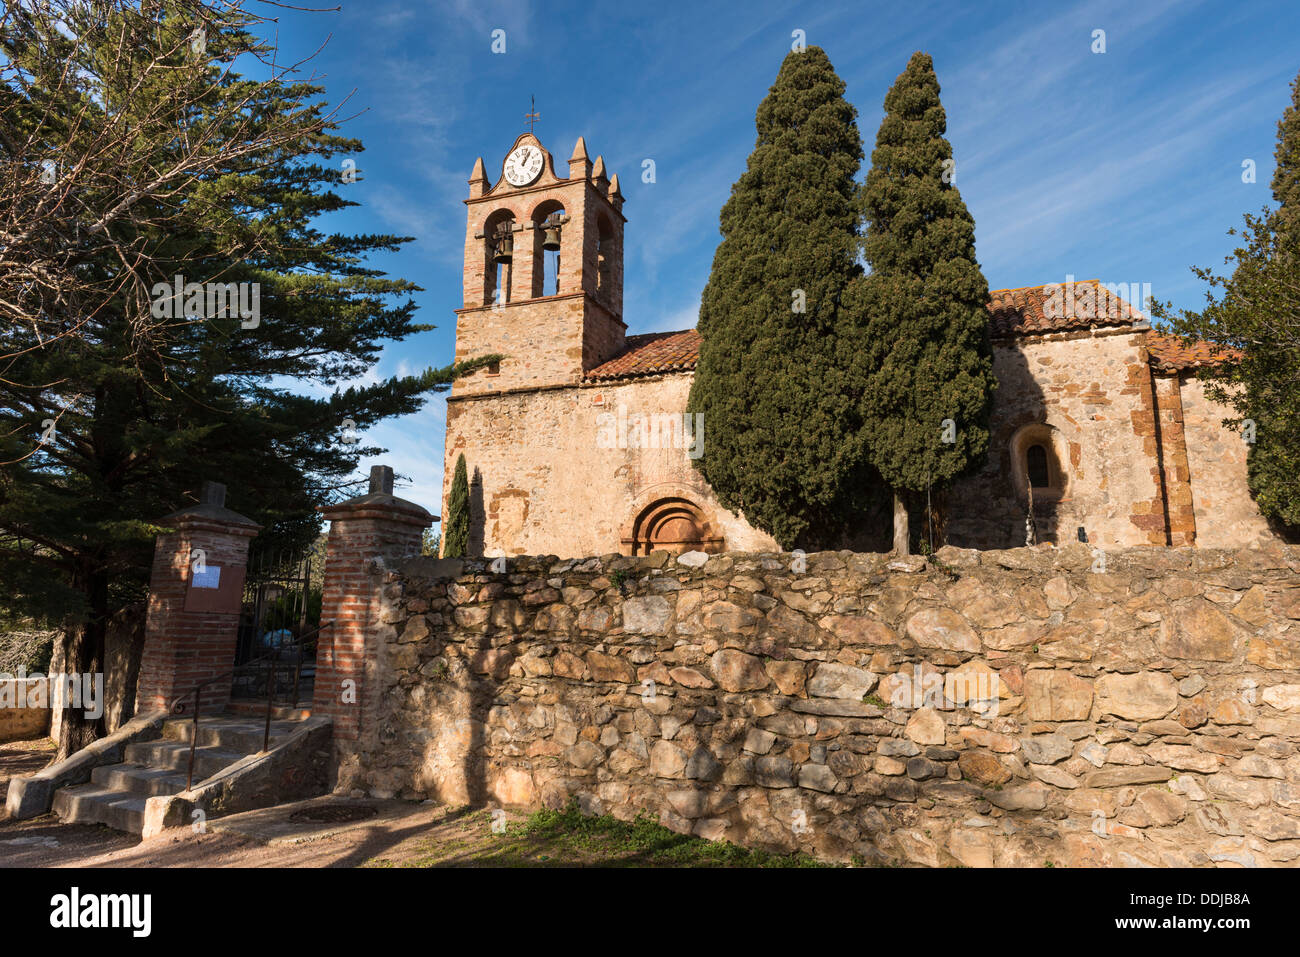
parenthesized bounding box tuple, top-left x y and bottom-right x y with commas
(312, 469, 434, 741)
(136, 494, 260, 716)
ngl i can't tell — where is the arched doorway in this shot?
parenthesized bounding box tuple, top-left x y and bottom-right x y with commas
(622, 497, 723, 556)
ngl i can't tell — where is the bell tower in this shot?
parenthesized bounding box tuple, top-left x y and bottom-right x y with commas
(452, 132, 626, 396)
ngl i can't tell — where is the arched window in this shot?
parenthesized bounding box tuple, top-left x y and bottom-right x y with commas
(623, 497, 723, 556)
(1026, 444, 1050, 488)
(1009, 423, 1067, 503)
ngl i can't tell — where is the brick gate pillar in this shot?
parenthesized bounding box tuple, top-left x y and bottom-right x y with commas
(136, 481, 261, 716)
(314, 466, 434, 742)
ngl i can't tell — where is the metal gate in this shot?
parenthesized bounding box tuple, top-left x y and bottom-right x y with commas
(232, 541, 322, 702)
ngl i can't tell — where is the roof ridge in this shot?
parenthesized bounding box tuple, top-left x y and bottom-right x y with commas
(988, 278, 1101, 296)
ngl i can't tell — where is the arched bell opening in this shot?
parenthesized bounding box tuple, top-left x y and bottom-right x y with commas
(482, 208, 516, 307)
(596, 212, 614, 296)
(530, 199, 566, 298)
(622, 497, 724, 556)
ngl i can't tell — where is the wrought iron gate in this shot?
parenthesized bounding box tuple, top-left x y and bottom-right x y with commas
(232, 541, 321, 702)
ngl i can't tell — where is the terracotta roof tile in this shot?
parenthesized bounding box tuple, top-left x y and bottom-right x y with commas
(584, 283, 1221, 382)
(585, 329, 702, 381)
(987, 279, 1142, 337)
(1145, 332, 1240, 374)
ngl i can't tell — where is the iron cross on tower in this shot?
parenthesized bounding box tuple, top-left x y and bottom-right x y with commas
(525, 95, 540, 133)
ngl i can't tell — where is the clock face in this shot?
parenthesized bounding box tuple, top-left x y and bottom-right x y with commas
(503, 144, 544, 186)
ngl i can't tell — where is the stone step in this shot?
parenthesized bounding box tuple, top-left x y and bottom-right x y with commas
(53, 784, 148, 834)
(225, 701, 312, 721)
(90, 762, 191, 798)
(161, 715, 302, 752)
(123, 739, 247, 782)
(50, 713, 316, 836)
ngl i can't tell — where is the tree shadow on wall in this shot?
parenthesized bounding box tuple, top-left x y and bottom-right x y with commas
(945, 343, 1060, 549)
(463, 622, 508, 810)
(465, 669, 492, 808)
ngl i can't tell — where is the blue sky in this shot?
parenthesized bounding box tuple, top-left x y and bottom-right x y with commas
(259, 0, 1300, 517)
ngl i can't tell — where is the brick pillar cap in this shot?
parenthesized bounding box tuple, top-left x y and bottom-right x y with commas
(161, 480, 261, 530)
(319, 464, 436, 525)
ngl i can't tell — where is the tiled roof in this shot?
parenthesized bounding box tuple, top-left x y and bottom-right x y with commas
(987, 279, 1142, 338)
(584, 283, 1227, 381)
(1145, 332, 1241, 374)
(585, 329, 702, 381)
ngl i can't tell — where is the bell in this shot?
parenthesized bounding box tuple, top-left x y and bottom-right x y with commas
(542, 225, 562, 251)
(493, 232, 513, 264)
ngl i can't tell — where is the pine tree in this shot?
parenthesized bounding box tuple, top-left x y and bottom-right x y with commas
(1151, 68, 1300, 530)
(0, 5, 489, 756)
(853, 52, 997, 553)
(685, 46, 879, 549)
(442, 454, 470, 558)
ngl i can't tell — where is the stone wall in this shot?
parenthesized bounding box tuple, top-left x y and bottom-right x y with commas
(947, 328, 1168, 549)
(0, 677, 50, 743)
(443, 372, 779, 558)
(337, 543, 1300, 867)
(1178, 376, 1276, 547)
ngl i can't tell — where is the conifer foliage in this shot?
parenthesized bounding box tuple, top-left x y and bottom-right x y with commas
(0, 4, 487, 755)
(443, 454, 470, 558)
(852, 52, 996, 552)
(1153, 68, 1300, 530)
(686, 47, 876, 549)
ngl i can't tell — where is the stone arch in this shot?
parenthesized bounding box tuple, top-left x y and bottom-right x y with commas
(1009, 422, 1068, 504)
(530, 198, 566, 298)
(620, 490, 723, 556)
(481, 207, 516, 306)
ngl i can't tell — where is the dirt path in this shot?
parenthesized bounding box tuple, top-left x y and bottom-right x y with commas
(0, 738, 54, 806)
(0, 802, 479, 868)
(0, 742, 823, 868)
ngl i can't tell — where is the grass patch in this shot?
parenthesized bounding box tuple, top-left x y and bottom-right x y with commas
(366, 802, 835, 868)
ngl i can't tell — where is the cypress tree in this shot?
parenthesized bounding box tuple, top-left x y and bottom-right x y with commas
(686, 47, 877, 549)
(1151, 68, 1300, 530)
(853, 52, 997, 553)
(442, 454, 470, 558)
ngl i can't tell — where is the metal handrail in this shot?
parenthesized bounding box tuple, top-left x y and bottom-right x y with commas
(166, 621, 331, 790)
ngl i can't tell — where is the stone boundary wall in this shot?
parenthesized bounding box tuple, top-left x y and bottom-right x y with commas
(0, 677, 50, 743)
(340, 543, 1300, 867)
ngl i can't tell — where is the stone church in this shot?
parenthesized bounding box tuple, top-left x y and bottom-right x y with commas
(442, 132, 1281, 558)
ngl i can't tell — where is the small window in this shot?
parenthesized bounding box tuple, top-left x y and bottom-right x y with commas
(1011, 424, 1066, 506)
(1026, 444, 1050, 488)
(485, 360, 500, 376)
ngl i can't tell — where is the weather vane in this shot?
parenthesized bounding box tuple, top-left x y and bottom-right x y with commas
(525, 95, 540, 134)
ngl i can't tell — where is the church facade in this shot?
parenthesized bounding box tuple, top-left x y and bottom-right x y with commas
(442, 133, 1281, 559)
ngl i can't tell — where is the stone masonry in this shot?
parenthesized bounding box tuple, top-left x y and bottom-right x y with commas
(335, 542, 1300, 867)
